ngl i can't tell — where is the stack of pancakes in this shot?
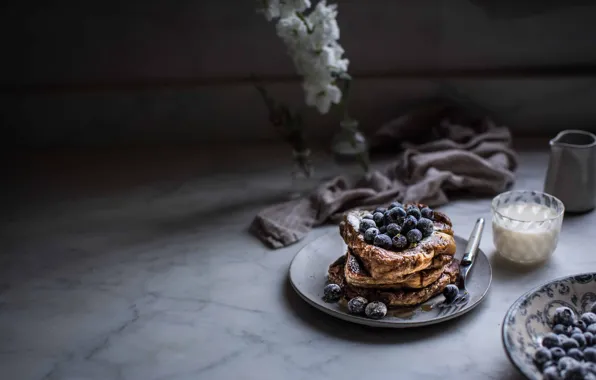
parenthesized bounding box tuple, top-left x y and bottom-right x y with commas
(328, 206, 460, 307)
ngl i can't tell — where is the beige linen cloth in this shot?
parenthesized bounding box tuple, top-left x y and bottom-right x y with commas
(250, 103, 518, 248)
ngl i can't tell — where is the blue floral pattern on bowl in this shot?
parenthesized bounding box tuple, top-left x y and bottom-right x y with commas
(502, 273, 596, 379)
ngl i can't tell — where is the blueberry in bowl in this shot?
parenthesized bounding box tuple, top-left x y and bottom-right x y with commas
(502, 273, 596, 380)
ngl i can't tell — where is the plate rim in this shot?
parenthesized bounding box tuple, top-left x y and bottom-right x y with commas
(501, 271, 596, 380)
(288, 232, 493, 328)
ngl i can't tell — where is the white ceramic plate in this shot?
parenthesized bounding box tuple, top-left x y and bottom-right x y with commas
(289, 231, 492, 328)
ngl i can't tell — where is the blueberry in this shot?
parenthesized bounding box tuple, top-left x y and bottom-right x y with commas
(406, 206, 421, 220)
(373, 234, 393, 250)
(401, 215, 418, 233)
(406, 229, 423, 244)
(554, 324, 568, 335)
(364, 228, 379, 244)
(323, 284, 342, 302)
(385, 208, 405, 225)
(585, 332, 594, 346)
(562, 326, 575, 336)
(563, 364, 587, 380)
(542, 360, 556, 371)
(393, 207, 407, 224)
(551, 347, 566, 361)
(379, 226, 387, 234)
(365, 301, 387, 319)
(559, 357, 579, 372)
(383, 211, 394, 226)
(562, 338, 580, 351)
(373, 212, 385, 227)
(535, 347, 553, 365)
(591, 303, 596, 315)
(569, 327, 584, 336)
(392, 234, 408, 250)
(386, 223, 401, 237)
(585, 348, 596, 363)
(554, 307, 577, 327)
(347, 296, 368, 315)
(421, 207, 434, 220)
(362, 213, 374, 220)
(585, 361, 596, 374)
(416, 218, 434, 237)
(568, 348, 584, 361)
(389, 202, 402, 210)
(588, 324, 596, 335)
(575, 320, 587, 332)
(543, 366, 561, 380)
(571, 333, 586, 348)
(543, 333, 562, 348)
(443, 284, 459, 303)
(374, 207, 387, 214)
(359, 219, 376, 233)
(582, 313, 596, 326)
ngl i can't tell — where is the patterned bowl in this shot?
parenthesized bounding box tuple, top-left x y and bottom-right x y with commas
(502, 273, 596, 379)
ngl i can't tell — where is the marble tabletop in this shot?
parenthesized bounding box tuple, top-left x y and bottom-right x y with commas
(2, 142, 596, 380)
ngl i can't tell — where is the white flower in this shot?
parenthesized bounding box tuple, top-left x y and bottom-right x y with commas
(306, 0, 340, 49)
(256, 0, 281, 21)
(257, 0, 311, 21)
(258, 0, 350, 115)
(279, 0, 311, 18)
(275, 13, 308, 49)
(328, 41, 349, 72)
(303, 82, 342, 114)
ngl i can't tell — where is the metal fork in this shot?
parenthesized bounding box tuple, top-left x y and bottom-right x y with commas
(436, 217, 485, 317)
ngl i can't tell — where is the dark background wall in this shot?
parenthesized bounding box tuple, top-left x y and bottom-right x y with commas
(2, 0, 596, 148)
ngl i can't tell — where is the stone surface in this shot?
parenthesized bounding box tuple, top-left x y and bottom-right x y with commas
(2, 141, 595, 380)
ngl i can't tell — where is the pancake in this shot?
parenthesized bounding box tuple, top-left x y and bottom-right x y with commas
(339, 207, 456, 279)
(344, 250, 453, 289)
(328, 255, 460, 307)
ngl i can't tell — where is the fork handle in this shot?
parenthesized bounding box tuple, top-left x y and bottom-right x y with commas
(461, 218, 485, 265)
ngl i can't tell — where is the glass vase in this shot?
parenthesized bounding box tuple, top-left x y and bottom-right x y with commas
(331, 119, 370, 173)
(288, 149, 316, 200)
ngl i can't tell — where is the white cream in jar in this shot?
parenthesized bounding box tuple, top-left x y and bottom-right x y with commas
(492, 203, 562, 264)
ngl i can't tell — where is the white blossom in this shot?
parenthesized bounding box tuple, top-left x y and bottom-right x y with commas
(256, 0, 280, 21)
(259, 0, 349, 114)
(306, 0, 340, 49)
(303, 82, 342, 114)
(275, 13, 309, 49)
(279, 0, 311, 18)
(328, 41, 349, 72)
(257, 0, 311, 21)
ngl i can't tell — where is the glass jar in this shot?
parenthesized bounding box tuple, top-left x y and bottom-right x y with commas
(491, 190, 565, 264)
